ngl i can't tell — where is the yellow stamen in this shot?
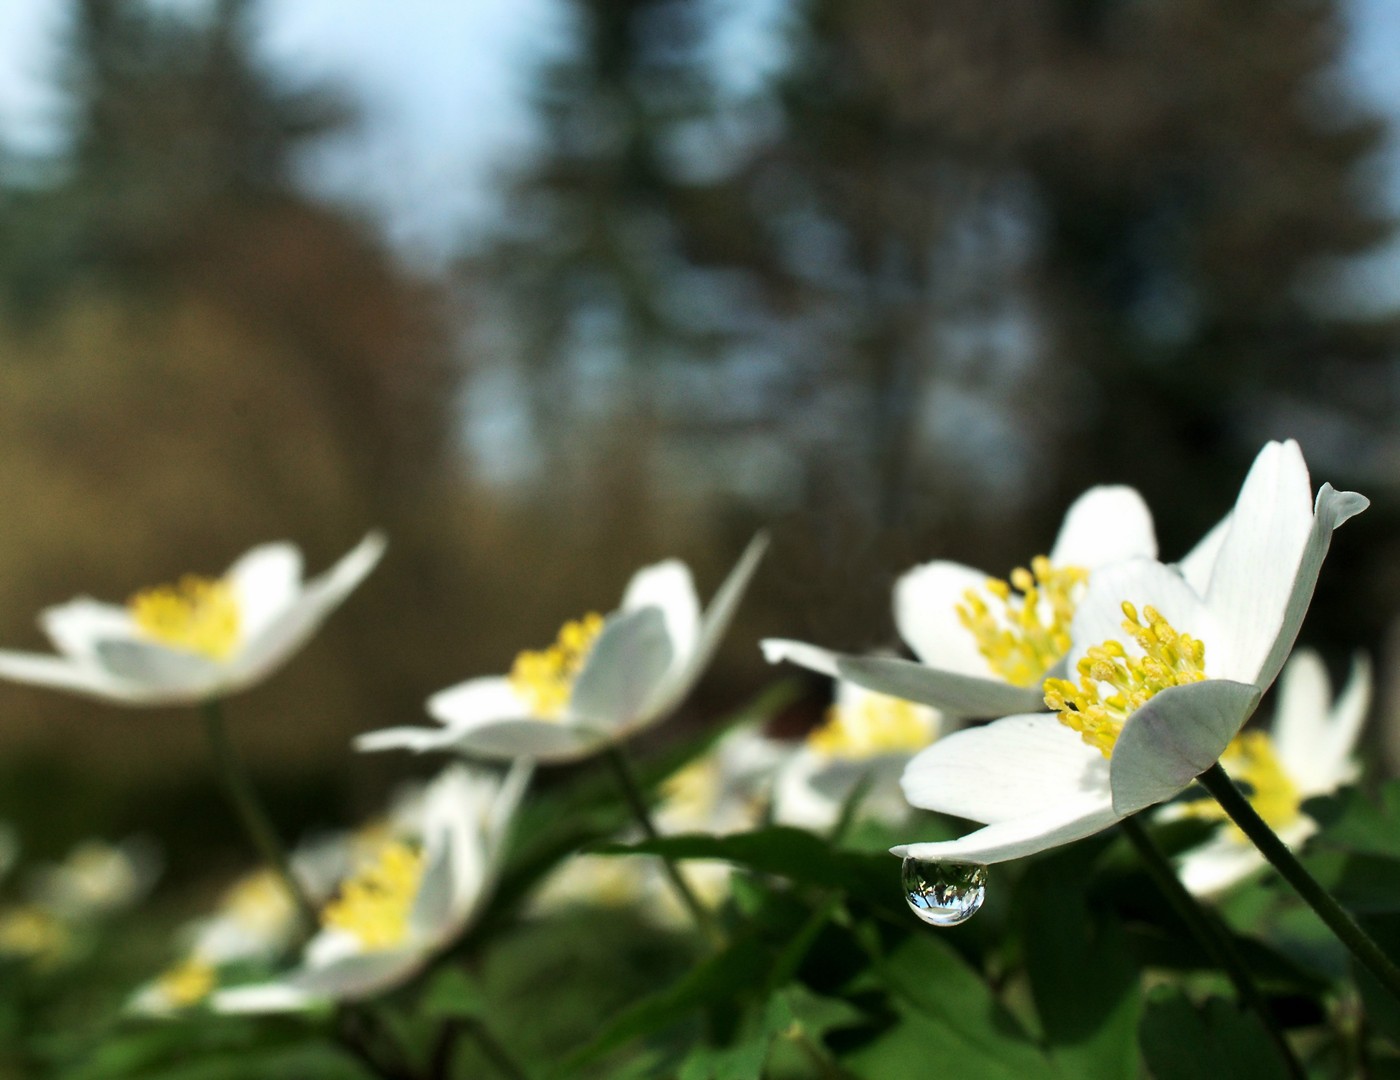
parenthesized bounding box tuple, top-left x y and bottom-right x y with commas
(508, 612, 605, 719)
(320, 842, 424, 950)
(1043, 602, 1208, 756)
(156, 957, 216, 1008)
(957, 556, 1088, 687)
(129, 575, 241, 660)
(1189, 731, 1300, 834)
(659, 758, 721, 825)
(807, 694, 937, 759)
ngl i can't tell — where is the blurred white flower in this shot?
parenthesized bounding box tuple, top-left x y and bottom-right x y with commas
(763, 487, 1156, 720)
(211, 762, 529, 1011)
(0, 533, 385, 706)
(893, 441, 1366, 866)
(357, 536, 766, 763)
(774, 680, 941, 831)
(1172, 650, 1371, 897)
(27, 837, 161, 921)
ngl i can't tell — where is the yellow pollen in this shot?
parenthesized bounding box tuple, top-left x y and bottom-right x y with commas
(1189, 731, 1300, 835)
(508, 612, 605, 719)
(320, 842, 424, 951)
(129, 575, 241, 660)
(156, 957, 216, 1009)
(1043, 602, 1208, 757)
(0, 905, 69, 967)
(807, 694, 937, 759)
(659, 758, 721, 825)
(957, 556, 1088, 687)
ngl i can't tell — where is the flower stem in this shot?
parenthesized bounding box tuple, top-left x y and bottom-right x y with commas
(198, 698, 318, 934)
(1198, 762, 1400, 1003)
(602, 745, 722, 946)
(1119, 815, 1303, 1079)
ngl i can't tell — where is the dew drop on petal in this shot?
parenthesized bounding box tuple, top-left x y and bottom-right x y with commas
(901, 858, 987, 927)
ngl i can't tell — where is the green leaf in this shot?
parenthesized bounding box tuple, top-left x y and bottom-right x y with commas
(1307, 784, 1400, 860)
(1018, 850, 1141, 1080)
(1138, 988, 1293, 1080)
(845, 930, 1059, 1080)
(419, 966, 486, 1021)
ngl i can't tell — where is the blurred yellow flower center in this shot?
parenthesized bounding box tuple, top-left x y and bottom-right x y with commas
(807, 694, 937, 759)
(1043, 602, 1208, 757)
(223, 869, 295, 936)
(321, 842, 424, 950)
(509, 612, 605, 719)
(129, 575, 241, 660)
(958, 556, 1088, 687)
(1190, 731, 1300, 833)
(157, 957, 216, 1008)
(0, 905, 68, 966)
(659, 758, 721, 826)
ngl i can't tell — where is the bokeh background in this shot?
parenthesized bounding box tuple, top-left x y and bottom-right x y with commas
(0, 0, 1397, 877)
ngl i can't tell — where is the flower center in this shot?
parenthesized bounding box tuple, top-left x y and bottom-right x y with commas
(508, 612, 605, 719)
(807, 693, 938, 760)
(659, 758, 722, 826)
(1190, 731, 1301, 834)
(0, 905, 68, 964)
(957, 556, 1088, 687)
(320, 841, 424, 950)
(129, 575, 241, 660)
(156, 957, 216, 1008)
(1043, 602, 1208, 757)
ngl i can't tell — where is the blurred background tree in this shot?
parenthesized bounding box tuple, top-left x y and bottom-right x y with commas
(0, 0, 1395, 860)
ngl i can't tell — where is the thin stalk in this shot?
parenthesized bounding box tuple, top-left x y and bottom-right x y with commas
(1198, 763, 1400, 1003)
(602, 745, 722, 946)
(1120, 815, 1303, 1079)
(198, 698, 317, 933)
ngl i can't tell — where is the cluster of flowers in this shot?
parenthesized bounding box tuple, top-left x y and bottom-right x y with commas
(0, 439, 1371, 1013)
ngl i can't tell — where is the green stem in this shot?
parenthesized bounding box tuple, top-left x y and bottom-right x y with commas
(1198, 763, 1400, 1003)
(602, 745, 722, 946)
(1120, 815, 1303, 1079)
(198, 698, 318, 934)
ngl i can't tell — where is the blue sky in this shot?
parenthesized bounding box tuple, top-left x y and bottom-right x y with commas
(0, 0, 1398, 292)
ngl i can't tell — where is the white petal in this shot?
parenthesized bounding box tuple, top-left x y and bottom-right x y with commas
(901, 713, 1109, 824)
(210, 981, 319, 1014)
(893, 793, 1121, 865)
(650, 534, 767, 718)
(0, 651, 150, 704)
(92, 639, 222, 696)
(227, 531, 386, 692)
(893, 561, 996, 677)
(226, 542, 304, 643)
(760, 638, 840, 678)
(570, 607, 673, 730)
(1049, 485, 1158, 568)
(413, 717, 605, 763)
(1109, 679, 1262, 816)
(1175, 836, 1264, 898)
(40, 599, 138, 660)
(426, 676, 532, 729)
(1242, 482, 1368, 693)
(355, 725, 473, 754)
(622, 560, 700, 670)
(1176, 513, 1231, 596)
(836, 654, 1047, 718)
(1276, 652, 1371, 796)
(1067, 559, 1218, 673)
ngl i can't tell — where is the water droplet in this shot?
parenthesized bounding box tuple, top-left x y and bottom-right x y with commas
(902, 858, 987, 927)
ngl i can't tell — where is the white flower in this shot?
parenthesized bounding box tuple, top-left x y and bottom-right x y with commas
(1171, 649, 1370, 897)
(211, 762, 529, 1012)
(894, 441, 1366, 866)
(27, 837, 161, 920)
(356, 536, 767, 764)
(0, 533, 386, 707)
(773, 679, 941, 831)
(763, 486, 1156, 719)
